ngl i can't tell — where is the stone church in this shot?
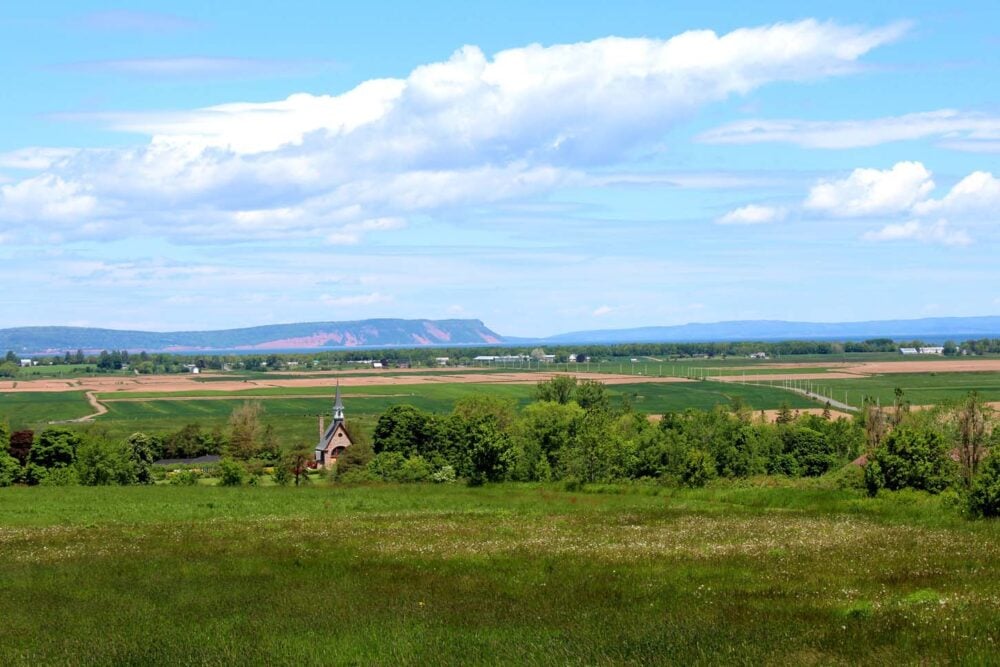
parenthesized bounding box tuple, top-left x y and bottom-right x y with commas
(314, 382, 353, 468)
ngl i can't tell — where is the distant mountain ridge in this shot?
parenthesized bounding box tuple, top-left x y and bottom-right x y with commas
(532, 316, 1000, 344)
(4, 316, 1000, 354)
(0, 319, 503, 354)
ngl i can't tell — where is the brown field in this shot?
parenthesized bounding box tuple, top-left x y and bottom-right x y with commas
(0, 371, 692, 395)
(845, 359, 1000, 374)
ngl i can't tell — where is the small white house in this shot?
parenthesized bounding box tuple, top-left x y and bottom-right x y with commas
(19, 359, 33, 368)
(900, 347, 919, 355)
(435, 357, 449, 366)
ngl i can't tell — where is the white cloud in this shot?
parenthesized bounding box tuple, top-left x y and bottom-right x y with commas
(0, 174, 99, 223)
(592, 305, 614, 316)
(698, 110, 1000, 150)
(805, 161, 934, 217)
(1, 20, 903, 243)
(863, 219, 971, 246)
(912, 171, 1000, 216)
(717, 204, 785, 225)
(0, 148, 78, 171)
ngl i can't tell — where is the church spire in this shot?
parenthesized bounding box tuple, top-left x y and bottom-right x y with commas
(333, 381, 344, 423)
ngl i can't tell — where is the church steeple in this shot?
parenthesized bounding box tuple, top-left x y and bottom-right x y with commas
(333, 381, 344, 423)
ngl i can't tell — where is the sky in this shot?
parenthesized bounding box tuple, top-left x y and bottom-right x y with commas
(0, 1, 998, 337)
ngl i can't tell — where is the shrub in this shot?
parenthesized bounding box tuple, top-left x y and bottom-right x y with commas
(272, 463, 291, 486)
(967, 455, 1000, 518)
(0, 452, 20, 487)
(430, 464, 456, 484)
(397, 456, 431, 483)
(681, 449, 716, 488)
(40, 466, 79, 486)
(168, 469, 200, 486)
(218, 459, 246, 487)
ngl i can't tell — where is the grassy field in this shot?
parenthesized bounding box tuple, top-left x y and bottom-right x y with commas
(0, 391, 94, 429)
(0, 482, 997, 664)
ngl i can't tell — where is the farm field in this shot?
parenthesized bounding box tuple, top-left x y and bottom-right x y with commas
(0, 379, 816, 443)
(0, 391, 94, 429)
(733, 371, 1000, 409)
(4, 356, 1000, 440)
(0, 483, 997, 665)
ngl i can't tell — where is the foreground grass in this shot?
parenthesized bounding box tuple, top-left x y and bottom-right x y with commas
(1, 483, 998, 665)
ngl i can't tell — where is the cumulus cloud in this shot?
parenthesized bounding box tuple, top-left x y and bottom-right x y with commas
(805, 161, 934, 217)
(698, 109, 1000, 150)
(717, 204, 785, 225)
(912, 171, 1000, 216)
(0, 20, 904, 243)
(724, 161, 996, 246)
(863, 219, 971, 246)
(592, 305, 614, 317)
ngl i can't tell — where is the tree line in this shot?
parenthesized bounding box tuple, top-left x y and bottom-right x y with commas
(1, 376, 997, 517)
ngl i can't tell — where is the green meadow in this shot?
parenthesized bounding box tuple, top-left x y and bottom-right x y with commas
(0, 482, 997, 665)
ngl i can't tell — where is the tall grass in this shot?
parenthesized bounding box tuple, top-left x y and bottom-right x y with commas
(0, 483, 997, 664)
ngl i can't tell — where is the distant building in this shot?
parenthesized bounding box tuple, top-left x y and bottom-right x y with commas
(372, 362, 383, 369)
(315, 383, 353, 468)
(19, 359, 33, 368)
(900, 347, 944, 355)
(435, 357, 449, 366)
(749, 352, 768, 359)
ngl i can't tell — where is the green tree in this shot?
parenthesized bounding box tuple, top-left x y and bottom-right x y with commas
(0, 451, 20, 486)
(372, 405, 443, 457)
(124, 432, 157, 484)
(285, 445, 313, 486)
(574, 380, 610, 412)
(534, 375, 577, 404)
(30, 428, 81, 469)
(227, 402, 264, 460)
(864, 426, 955, 495)
(76, 439, 132, 486)
(967, 454, 1000, 518)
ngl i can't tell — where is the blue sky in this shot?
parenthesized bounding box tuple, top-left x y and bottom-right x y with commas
(0, 1, 997, 336)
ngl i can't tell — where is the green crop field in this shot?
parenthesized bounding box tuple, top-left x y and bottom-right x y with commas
(2, 378, 823, 442)
(793, 372, 1000, 407)
(0, 482, 997, 665)
(0, 391, 94, 429)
